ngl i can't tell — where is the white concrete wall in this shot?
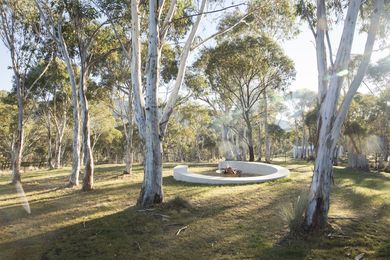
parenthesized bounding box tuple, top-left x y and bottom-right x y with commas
(218, 161, 277, 175)
(173, 161, 289, 185)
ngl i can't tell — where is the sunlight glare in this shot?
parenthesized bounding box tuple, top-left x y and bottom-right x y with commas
(15, 181, 31, 214)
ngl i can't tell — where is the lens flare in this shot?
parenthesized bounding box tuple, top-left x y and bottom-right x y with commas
(15, 181, 31, 214)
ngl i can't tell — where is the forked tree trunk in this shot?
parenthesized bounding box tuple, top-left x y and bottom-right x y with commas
(137, 0, 163, 207)
(79, 71, 94, 191)
(131, 0, 207, 207)
(35, 2, 82, 185)
(305, 0, 383, 230)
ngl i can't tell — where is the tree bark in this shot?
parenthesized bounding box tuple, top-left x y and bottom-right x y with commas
(302, 113, 307, 160)
(130, 0, 207, 207)
(11, 78, 24, 184)
(264, 91, 271, 163)
(47, 111, 54, 169)
(137, 0, 163, 207)
(305, 133, 334, 230)
(257, 124, 262, 161)
(60, 38, 81, 187)
(305, 0, 383, 230)
(125, 88, 134, 174)
(79, 69, 94, 191)
(35, 1, 81, 185)
(244, 114, 255, 162)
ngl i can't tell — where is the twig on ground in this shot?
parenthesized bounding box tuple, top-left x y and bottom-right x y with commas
(176, 225, 188, 236)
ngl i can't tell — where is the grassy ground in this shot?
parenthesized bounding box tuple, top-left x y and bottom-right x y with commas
(0, 160, 389, 260)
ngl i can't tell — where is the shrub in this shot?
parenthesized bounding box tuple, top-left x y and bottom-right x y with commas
(280, 191, 308, 233)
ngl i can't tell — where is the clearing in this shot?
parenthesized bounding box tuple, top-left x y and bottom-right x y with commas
(0, 160, 389, 259)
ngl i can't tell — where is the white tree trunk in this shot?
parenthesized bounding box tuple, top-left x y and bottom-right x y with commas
(59, 39, 81, 187)
(35, 1, 82, 185)
(125, 89, 134, 174)
(302, 113, 307, 160)
(11, 77, 24, 183)
(137, 0, 163, 207)
(264, 91, 271, 163)
(131, 0, 207, 207)
(159, 0, 208, 135)
(79, 70, 94, 191)
(47, 111, 54, 169)
(305, 0, 383, 230)
(130, 0, 146, 139)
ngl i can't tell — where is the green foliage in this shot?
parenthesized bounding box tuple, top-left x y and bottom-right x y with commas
(280, 191, 308, 233)
(164, 102, 218, 162)
(0, 92, 17, 161)
(217, 0, 298, 42)
(90, 101, 122, 149)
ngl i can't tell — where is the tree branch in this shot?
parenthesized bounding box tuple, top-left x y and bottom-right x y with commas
(173, 2, 246, 21)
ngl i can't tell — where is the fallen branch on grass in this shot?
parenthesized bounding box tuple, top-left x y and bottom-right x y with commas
(176, 225, 188, 236)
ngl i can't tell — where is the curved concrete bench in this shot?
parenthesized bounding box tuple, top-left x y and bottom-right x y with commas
(173, 161, 289, 185)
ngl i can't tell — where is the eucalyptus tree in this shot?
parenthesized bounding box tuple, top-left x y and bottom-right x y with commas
(35, 0, 81, 186)
(368, 57, 390, 163)
(129, 0, 201, 206)
(129, 0, 264, 207)
(300, 0, 389, 230)
(192, 36, 295, 162)
(0, 0, 52, 183)
(36, 0, 120, 190)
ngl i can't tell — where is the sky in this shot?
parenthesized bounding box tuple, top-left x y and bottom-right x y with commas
(0, 5, 388, 93)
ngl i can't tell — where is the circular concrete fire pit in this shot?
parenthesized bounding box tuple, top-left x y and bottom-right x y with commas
(173, 161, 289, 185)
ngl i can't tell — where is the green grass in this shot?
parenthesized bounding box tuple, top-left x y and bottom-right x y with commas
(0, 160, 389, 259)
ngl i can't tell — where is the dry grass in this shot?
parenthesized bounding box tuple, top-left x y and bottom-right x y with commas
(0, 159, 389, 259)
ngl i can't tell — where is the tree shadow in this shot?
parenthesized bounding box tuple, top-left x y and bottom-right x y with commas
(0, 164, 388, 259)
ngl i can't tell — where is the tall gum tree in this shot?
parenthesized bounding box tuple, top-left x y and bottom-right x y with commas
(189, 36, 295, 162)
(302, 0, 387, 230)
(35, 0, 82, 186)
(0, 0, 51, 183)
(131, 0, 262, 206)
(36, 0, 119, 190)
